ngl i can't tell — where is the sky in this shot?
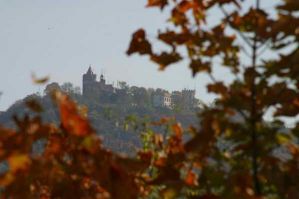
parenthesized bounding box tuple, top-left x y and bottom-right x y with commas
(0, 0, 276, 111)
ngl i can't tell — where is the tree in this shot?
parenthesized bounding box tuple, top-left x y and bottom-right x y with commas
(1, 0, 299, 198)
(61, 82, 81, 95)
(130, 86, 151, 107)
(118, 81, 129, 90)
(74, 86, 81, 95)
(61, 82, 74, 94)
(126, 0, 299, 198)
(44, 82, 61, 96)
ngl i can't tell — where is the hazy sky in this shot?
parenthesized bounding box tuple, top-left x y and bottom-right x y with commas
(0, 0, 276, 111)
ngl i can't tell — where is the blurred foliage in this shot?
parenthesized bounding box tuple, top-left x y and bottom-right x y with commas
(126, 0, 299, 198)
(1, 0, 299, 198)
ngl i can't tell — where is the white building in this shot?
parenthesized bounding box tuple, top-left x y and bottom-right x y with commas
(153, 92, 172, 108)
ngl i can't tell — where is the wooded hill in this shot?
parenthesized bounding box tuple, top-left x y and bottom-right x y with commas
(0, 82, 199, 155)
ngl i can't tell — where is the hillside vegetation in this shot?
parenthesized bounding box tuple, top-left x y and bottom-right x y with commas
(0, 82, 199, 154)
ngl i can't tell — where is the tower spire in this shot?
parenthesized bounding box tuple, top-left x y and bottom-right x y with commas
(87, 65, 93, 74)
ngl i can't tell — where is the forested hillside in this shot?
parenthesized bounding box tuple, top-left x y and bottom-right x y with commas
(0, 82, 199, 154)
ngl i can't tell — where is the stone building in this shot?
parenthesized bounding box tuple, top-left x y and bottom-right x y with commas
(82, 66, 199, 109)
(171, 89, 197, 110)
(152, 89, 197, 109)
(171, 91, 183, 107)
(153, 91, 172, 108)
(82, 66, 114, 98)
(181, 89, 196, 108)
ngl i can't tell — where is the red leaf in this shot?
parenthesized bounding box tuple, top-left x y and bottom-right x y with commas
(151, 52, 182, 70)
(147, 0, 168, 10)
(184, 170, 198, 186)
(127, 29, 152, 56)
(58, 94, 93, 136)
(190, 59, 211, 76)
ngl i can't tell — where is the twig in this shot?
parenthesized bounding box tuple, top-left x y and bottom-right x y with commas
(219, 5, 253, 48)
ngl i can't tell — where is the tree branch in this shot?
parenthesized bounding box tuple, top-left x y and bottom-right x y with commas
(219, 5, 253, 48)
(250, 0, 262, 195)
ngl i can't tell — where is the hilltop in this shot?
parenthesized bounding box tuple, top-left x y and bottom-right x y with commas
(0, 67, 201, 154)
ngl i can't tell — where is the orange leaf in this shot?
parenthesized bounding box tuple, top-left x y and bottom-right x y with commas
(58, 94, 93, 136)
(185, 170, 198, 186)
(172, 123, 183, 137)
(8, 154, 31, 173)
(167, 123, 185, 154)
(178, 0, 194, 13)
(154, 157, 167, 167)
(147, 0, 168, 10)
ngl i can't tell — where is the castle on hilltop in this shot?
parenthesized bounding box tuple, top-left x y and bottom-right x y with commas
(82, 66, 199, 109)
(82, 66, 114, 98)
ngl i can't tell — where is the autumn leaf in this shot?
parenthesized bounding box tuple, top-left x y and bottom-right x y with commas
(0, 173, 14, 187)
(138, 151, 153, 163)
(147, 0, 168, 10)
(58, 93, 93, 136)
(276, 133, 291, 145)
(189, 59, 211, 76)
(80, 135, 101, 153)
(31, 73, 49, 84)
(170, 8, 189, 26)
(172, 123, 183, 137)
(25, 99, 44, 113)
(216, 0, 241, 8)
(127, 29, 152, 56)
(8, 154, 31, 173)
(160, 188, 177, 199)
(166, 123, 184, 154)
(45, 134, 64, 155)
(151, 52, 182, 70)
(0, 126, 16, 139)
(207, 82, 228, 98)
(152, 117, 172, 125)
(158, 31, 190, 47)
(178, 0, 194, 13)
(154, 156, 167, 167)
(184, 170, 198, 186)
(277, 0, 299, 12)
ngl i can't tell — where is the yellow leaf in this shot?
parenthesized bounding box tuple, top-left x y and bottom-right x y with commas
(31, 73, 49, 84)
(8, 154, 31, 172)
(161, 188, 177, 199)
(276, 133, 291, 144)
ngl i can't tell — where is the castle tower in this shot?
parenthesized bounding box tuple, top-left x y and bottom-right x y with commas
(182, 89, 196, 108)
(82, 66, 97, 96)
(100, 73, 106, 85)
